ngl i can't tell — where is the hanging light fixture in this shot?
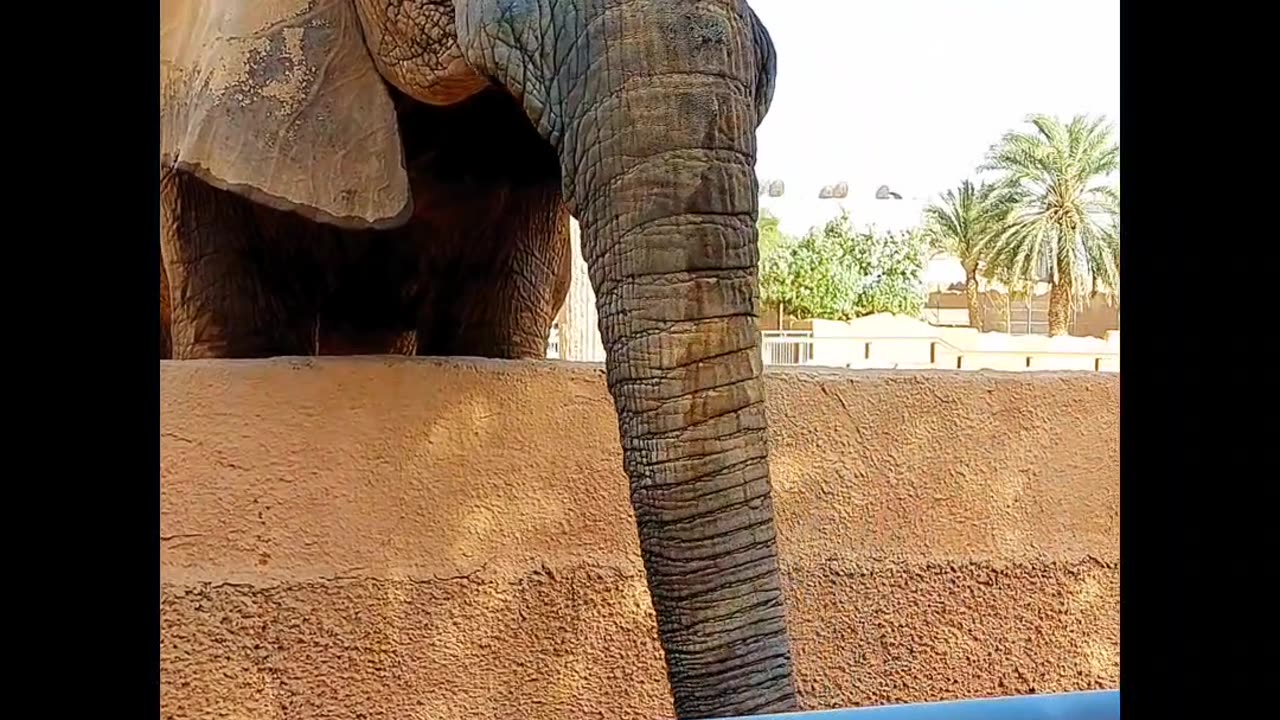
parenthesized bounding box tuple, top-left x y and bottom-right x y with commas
(758, 178, 787, 197)
(818, 181, 848, 199)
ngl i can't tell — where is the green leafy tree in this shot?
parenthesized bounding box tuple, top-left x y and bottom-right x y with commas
(757, 208, 786, 258)
(981, 114, 1120, 335)
(757, 209, 797, 324)
(758, 211, 927, 321)
(846, 224, 930, 317)
(922, 180, 1017, 328)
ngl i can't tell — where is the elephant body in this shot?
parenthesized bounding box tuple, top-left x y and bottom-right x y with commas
(161, 86, 571, 358)
(160, 1, 796, 717)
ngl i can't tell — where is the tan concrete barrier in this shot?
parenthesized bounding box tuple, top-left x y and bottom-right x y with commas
(160, 359, 1119, 720)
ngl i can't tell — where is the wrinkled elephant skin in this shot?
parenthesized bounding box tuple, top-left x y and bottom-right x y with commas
(159, 1, 795, 716)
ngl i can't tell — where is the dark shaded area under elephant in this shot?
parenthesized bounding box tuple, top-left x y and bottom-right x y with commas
(160, 87, 572, 360)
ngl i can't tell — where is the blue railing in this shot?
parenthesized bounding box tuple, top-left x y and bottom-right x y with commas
(720, 690, 1119, 720)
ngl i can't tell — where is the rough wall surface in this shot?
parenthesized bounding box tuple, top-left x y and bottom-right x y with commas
(160, 359, 1119, 720)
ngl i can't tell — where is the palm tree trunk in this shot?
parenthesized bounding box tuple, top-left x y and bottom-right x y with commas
(1048, 278, 1073, 336)
(963, 264, 980, 329)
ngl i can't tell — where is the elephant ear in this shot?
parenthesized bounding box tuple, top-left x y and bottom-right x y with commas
(160, 0, 411, 229)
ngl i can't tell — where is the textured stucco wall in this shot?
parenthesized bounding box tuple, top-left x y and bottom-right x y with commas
(160, 359, 1119, 720)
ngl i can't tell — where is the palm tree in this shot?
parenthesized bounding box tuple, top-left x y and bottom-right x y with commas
(923, 180, 1017, 328)
(987, 260, 1036, 333)
(981, 114, 1120, 336)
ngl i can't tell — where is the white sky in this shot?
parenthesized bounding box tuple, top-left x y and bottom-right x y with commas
(750, 0, 1120, 235)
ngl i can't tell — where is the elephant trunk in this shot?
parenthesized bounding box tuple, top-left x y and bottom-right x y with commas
(577, 133, 797, 720)
(560, 9, 798, 720)
(455, 0, 796, 715)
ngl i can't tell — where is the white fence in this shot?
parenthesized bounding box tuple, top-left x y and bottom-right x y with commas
(761, 331, 814, 365)
(759, 331, 1119, 372)
(549, 329, 1118, 372)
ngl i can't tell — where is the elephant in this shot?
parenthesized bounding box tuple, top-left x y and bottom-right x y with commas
(160, 1, 795, 717)
(160, 255, 171, 359)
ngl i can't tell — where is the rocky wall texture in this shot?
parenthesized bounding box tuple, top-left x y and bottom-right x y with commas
(160, 359, 1119, 719)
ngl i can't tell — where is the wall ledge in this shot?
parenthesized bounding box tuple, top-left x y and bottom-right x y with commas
(160, 357, 1119, 717)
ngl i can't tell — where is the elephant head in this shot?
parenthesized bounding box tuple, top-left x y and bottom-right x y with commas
(160, 1, 794, 716)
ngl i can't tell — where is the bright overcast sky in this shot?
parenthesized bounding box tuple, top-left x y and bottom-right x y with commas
(750, 0, 1120, 234)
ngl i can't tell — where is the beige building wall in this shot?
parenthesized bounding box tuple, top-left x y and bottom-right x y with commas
(764, 291, 1121, 339)
(785, 314, 1118, 372)
(922, 289, 1120, 338)
(161, 359, 1119, 720)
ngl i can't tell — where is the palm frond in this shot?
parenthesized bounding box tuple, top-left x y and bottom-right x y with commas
(978, 113, 1121, 309)
(922, 178, 1017, 270)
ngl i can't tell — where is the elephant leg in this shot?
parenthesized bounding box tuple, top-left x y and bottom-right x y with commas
(318, 328, 417, 355)
(414, 179, 572, 359)
(315, 234, 420, 356)
(386, 87, 571, 360)
(160, 252, 172, 359)
(160, 170, 317, 359)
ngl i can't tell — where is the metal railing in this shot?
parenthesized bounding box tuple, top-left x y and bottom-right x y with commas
(719, 689, 1119, 720)
(762, 331, 815, 365)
